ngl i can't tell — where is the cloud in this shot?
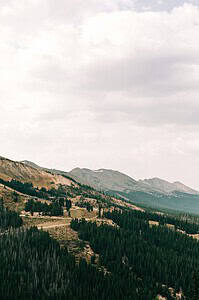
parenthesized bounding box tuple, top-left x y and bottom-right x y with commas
(1, 1, 199, 188)
(10, 3, 198, 128)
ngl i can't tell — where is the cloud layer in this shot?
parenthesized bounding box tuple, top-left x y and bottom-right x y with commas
(1, 1, 199, 188)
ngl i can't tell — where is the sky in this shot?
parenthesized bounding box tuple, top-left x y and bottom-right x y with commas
(1, 0, 199, 189)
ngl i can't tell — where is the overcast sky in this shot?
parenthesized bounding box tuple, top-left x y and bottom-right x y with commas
(1, 0, 199, 188)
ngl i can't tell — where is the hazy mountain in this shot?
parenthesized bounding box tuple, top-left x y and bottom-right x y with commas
(22, 160, 199, 195)
(69, 168, 137, 191)
(67, 168, 199, 214)
(21, 160, 199, 214)
(137, 178, 199, 195)
(68, 167, 199, 195)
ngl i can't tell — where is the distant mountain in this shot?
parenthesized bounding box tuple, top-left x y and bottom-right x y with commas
(68, 168, 199, 195)
(137, 178, 199, 195)
(21, 161, 199, 214)
(22, 160, 199, 195)
(0, 156, 143, 214)
(67, 168, 199, 214)
(69, 168, 137, 191)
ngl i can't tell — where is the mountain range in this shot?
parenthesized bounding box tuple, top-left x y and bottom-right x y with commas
(22, 161, 198, 194)
(1, 155, 199, 213)
(69, 167, 199, 195)
(20, 160, 199, 214)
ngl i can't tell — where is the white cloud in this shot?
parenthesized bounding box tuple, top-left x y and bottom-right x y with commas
(1, 1, 199, 188)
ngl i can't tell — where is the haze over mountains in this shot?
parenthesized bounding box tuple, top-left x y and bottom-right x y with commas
(69, 168, 199, 195)
(20, 159, 199, 214)
(1, 156, 199, 213)
(22, 160, 199, 195)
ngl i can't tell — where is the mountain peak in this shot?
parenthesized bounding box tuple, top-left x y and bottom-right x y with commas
(21, 160, 42, 170)
(172, 181, 199, 194)
(69, 167, 137, 191)
(138, 177, 199, 195)
(15, 158, 199, 196)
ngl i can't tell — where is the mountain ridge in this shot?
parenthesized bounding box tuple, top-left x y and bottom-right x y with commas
(0, 157, 74, 189)
(21, 159, 199, 195)
(15, 158, 199, 214)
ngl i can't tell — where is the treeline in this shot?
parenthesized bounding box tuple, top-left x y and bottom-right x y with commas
(24, 198, 72, 216)
(71, 210, 199, 299)
(0, 226, 145, 300)
(0, 199, 23, 230)
(71, 218, 175, 299)
(0, 178, 48, 199)
(0, 177, 116, 212)
(25, 199, 63, 216)
(0, 178, 69, 200)
(116, 209, 199, 234)
(76, 201, 93, 212)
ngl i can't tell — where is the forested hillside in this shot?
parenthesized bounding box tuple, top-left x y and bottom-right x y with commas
(71, 210, 199, 299)
(2, 156, 199, 299)
(2, 190, 199, 298)
(0, 156, 140, 215)
(0, 198, 22, 231)
(114, 190, 199, 214)
(1, 227, 133, 300)
(0, 203, 155, 300)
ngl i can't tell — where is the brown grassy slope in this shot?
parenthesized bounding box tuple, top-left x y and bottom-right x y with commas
(0, 156, 74, 189)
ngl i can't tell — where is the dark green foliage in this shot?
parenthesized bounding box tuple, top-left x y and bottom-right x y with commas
(76, 201, 93, 211)
(12, 191, 19, 203)
(71, 210, 199, 299)
(58, 197, 64, 207)
(189, 270, 199, 299)
(65, 199, 72, 211)
(115, 190, 199, 214)
(116, 209, 199, 234)
(0, 199, 23, 230)
(0, 226, 145, 300)
(50, 201, 63, 216)
(25, 199, 63, 216)
(0, 176, 114, 211)
(0, 178, 48, 199)
(61, 174, 78, 183)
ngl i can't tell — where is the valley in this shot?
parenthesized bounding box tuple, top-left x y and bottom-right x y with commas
(1, 155, 199, 299)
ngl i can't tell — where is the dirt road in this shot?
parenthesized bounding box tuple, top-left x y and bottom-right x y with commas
(37, 222, 71, 230)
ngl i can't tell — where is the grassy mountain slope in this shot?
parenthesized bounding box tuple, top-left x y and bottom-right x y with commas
(0, 157, 73, 189)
